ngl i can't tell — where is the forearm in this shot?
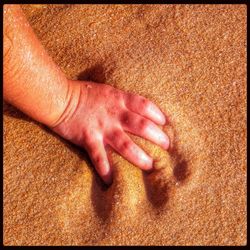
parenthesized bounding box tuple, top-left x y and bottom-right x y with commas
(3, 4, 79, 127)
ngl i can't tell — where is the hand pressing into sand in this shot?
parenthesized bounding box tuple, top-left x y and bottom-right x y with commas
(3, 5, 169, 185)
(52, 80, 169, 185)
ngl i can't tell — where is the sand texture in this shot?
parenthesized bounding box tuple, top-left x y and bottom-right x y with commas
(3, 4, 246, 246)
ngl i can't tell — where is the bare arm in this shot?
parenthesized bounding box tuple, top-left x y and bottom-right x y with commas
(3, 4, 78, 127)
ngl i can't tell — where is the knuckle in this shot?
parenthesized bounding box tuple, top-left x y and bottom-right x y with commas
(120, 140, 132, 152)
(102, 85, 112, 97)
(141, 97, 147, 105)
(109, 88, 124, 101)
(119, 111, 130, 124)
(139, 98, 149, 110)
(126, 93, 136, 105)
(139, 119, 149, 130)
(95, 156, 102, 165)
(109, 129, 122, 141)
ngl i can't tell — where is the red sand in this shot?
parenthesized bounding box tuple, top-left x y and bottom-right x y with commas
(3, 4, 246, 245)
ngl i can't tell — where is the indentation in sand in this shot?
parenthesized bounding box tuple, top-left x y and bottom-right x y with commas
(142, 113, 203, 212)
(56, 101, 205, 239)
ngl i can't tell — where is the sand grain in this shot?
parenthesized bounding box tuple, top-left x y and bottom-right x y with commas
(3, 4, 246, 246)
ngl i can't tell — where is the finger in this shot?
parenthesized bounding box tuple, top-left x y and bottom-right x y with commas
(106, 128, 153, 171)
(85, 139, 112, 185)
(120, 111, 169, 150)
(124, 93, 166, 125)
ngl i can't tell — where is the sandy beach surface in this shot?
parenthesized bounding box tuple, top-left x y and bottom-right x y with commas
(3, 4, 246, 246)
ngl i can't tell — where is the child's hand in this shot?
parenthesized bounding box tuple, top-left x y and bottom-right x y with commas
(52, 80, 169, 185)
(3, 5, 169, 186)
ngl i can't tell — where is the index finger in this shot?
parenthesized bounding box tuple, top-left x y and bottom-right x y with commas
(124, 93, 167, 125)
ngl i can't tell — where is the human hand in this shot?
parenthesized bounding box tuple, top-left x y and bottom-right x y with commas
(52, 80, 169, 185)
(4, 5, 169, 185)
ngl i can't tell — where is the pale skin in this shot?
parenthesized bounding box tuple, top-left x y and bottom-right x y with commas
(4, 5, 169, 185)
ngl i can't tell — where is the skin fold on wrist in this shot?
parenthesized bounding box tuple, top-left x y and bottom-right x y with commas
(49, 80, 84, 129)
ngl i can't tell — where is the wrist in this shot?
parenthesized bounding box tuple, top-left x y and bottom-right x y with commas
(49, 80, 84, 129)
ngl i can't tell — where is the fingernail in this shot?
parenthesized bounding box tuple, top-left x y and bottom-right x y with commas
(148, 105, 166, 125)
(141, 153, 153, 169)
(102, 161, 113, 186)
(159, 134, 169, 149)
(155, 110, 166, 125)
(145, 164, 155, 174)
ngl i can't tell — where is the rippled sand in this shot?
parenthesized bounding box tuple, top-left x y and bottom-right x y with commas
(3, 4, 246, 245)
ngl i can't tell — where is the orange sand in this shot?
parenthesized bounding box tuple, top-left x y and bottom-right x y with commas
(3, 4, 246, 246)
